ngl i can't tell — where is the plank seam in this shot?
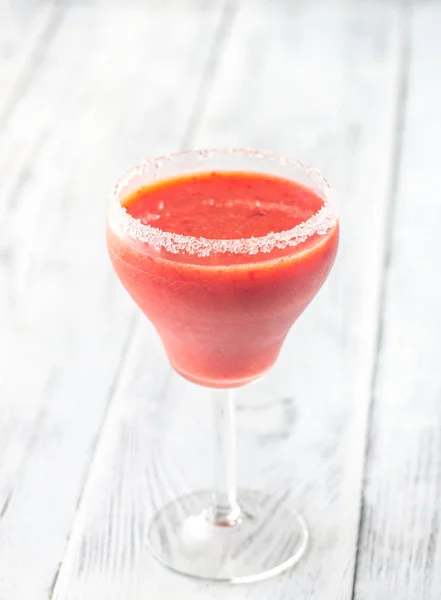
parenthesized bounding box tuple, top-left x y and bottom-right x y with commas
(180, 0, 238, 149)
(0, 491, 12, 522)
(46, 311, 138, 600)
(350, 2, 414, 598)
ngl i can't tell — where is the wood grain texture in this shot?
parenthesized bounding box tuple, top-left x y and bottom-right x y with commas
(51, 2, 407, 599)
(0, 1, 65, 127)
(0, 2, 225, 599)
(354, 3, 441, 599)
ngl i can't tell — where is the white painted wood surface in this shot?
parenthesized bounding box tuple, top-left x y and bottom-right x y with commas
(355, 3, 441, 599)
(0, 2, 226, 598)
(0, 1, 64, 125)
(52, 1, 405, 599)
(0, 1, 439, 599)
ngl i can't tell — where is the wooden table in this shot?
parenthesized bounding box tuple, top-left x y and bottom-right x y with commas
(0, 0, 440, 598)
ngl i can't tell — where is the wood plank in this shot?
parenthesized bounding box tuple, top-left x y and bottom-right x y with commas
(354, 3, 441, 599)
(50, 1, 406, 599)
(0, 3, 224, 599)
(0, 1, 65, 126)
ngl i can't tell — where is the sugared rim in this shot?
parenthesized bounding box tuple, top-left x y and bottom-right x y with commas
(112, 148, 339, 257)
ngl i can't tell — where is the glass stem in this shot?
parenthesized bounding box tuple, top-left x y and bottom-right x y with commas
(208, 389, 241, 527)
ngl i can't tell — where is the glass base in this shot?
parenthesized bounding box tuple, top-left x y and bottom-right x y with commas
(148, 490, 309, 583)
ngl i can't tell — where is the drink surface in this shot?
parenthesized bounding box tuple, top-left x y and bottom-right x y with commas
(107, 171, 339, 387)
(125, 171, 324, 240)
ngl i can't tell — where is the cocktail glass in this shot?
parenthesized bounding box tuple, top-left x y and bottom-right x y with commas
(106, 149, 339, 583)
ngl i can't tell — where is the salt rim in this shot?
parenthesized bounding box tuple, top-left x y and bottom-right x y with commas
(112, 148, 339, 257)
